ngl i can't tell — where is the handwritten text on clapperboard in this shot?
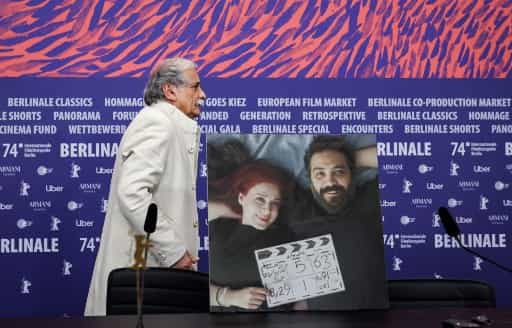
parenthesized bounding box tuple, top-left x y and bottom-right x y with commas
(255, 234, 345, 307)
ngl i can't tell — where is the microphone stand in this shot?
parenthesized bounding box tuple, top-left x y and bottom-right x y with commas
(453, 236, 512, 273)
(133, 234, 151, 328)
(135, 203, 158, 328)
(438, 207, 512, 274)
(137, 232, 152, 328)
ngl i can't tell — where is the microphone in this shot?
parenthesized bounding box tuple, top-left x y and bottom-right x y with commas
(144, 203, 157, 234)
(438, 207, 460, 237)
(437, 207, 512, 273)
(137, 203, 158, 328)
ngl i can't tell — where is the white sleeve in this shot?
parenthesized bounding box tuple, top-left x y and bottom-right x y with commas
(116, 111, 186, 266)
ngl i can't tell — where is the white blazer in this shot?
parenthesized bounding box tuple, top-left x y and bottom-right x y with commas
(84, 101, 200, 316)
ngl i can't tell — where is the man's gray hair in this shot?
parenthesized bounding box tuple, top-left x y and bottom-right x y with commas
(143, 57, 197, 106)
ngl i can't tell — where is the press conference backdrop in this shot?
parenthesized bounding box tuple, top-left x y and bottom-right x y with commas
(0, 0, 511, 317)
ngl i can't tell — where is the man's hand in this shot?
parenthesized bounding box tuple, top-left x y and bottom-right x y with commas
(223, 287, 267, 309)
(172, 250, 198, 270)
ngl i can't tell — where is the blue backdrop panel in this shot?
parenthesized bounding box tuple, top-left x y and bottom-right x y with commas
(0, 78, 511, 316)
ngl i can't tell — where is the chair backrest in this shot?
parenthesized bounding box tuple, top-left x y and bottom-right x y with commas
(107, 267, 209, 315)
(388, 279, 496, 309)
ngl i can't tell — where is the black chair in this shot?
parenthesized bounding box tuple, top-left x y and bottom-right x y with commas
(106, 267, 209, 315)
(388, 279, 496, 308)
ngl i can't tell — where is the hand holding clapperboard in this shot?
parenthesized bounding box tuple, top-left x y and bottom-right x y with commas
(254, 234, 345, 307)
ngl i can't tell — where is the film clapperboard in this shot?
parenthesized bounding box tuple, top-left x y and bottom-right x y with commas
(254, 234, 345, 307)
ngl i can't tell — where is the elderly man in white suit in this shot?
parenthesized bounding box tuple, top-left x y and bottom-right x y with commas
(84, 57, 206, 316)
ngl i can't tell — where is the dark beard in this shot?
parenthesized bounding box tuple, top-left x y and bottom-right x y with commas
(311, 183, 356, 215)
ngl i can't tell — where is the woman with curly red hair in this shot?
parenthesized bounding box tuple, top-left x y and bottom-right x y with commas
(208, 160, 296, 311)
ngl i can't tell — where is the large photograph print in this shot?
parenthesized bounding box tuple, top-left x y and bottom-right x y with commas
(207, 134, 389, 312)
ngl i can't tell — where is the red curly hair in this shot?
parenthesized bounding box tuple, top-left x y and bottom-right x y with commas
(209, 160, 293, 215)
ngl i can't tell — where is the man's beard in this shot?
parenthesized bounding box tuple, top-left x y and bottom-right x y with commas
(311, 183, 356, 215)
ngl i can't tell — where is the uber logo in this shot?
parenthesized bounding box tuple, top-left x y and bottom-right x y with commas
(380, 200, 397, 207)
(473, 165, 491, 173)
(95, 167, 113, 174)
(426, 182, 444, 190)
(0, 203, 14, 210)
(45, 184, 64, 192)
